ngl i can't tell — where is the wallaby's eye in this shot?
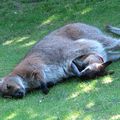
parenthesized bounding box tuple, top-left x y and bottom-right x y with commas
(7, 85, 12, 90)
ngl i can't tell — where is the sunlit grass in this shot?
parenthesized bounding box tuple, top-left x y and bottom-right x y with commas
(86, 101, 95, 109)
(21, 41, 36, 47)
(81, 7, 92, 15)
(41, 15, 57, 26)
(2, 36, 30, 46)
(64, 111, 80, 120)
(6, 113, 17, 120)
(110, 114, 120, 120)
(102, 76, 113, 84)
(0, 0, 120, 120)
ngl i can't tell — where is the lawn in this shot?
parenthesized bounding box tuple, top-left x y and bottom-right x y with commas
(0, 0, 120, 120)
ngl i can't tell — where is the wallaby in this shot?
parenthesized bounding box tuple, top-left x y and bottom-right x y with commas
(0, 23, 120, 99)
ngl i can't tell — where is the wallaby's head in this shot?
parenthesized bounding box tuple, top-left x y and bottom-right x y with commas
(0, 75, 26, 99)
(79, 61, 112, 79)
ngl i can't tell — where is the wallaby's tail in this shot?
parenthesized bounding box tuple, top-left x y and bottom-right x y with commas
(106, 25, 120, 35)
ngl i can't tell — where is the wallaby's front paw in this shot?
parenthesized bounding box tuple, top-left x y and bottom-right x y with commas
(42, 88, 49, 95)
(47, 82, 55, 88)
(40, 81, 49, 94)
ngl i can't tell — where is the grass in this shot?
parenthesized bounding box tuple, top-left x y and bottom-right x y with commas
(0, 0, 120, 120)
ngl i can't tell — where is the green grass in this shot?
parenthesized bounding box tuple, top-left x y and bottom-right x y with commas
(0, 0, 120, 120)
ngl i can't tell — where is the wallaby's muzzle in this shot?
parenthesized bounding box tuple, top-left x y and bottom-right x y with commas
(0, 76, 26, 99)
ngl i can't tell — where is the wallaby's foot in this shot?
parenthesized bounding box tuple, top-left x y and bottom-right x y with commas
(106, 25, 120, 36)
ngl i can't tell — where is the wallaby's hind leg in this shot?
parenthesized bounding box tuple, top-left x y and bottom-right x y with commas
(93, 35, 120, 51)
(98, 25, 120, 50)
(106, 25, 120, 36)
(105, 40, 120, 50)
(107, 51, 120, 61)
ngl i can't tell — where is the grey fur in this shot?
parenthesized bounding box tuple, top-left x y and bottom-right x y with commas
(0, 23, 120, 98)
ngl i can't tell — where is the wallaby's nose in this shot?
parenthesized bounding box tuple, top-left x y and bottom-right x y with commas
(14, 89, 25, 98)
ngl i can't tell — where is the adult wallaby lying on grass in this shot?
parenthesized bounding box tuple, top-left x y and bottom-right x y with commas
(0, 23, 120, 99)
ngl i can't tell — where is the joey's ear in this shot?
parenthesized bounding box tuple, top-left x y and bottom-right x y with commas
(102, 61, 112, 68)
(105, 70, 114, 75)
(100, 70, 114, 77)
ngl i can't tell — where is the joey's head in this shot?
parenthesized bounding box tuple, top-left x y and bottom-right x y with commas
(79, 61, 112, 79)
(0, 75, 26, 99)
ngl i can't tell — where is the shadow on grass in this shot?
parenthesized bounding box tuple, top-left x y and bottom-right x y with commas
(1, 69, 120, 120)
(1, 0, 114, 44)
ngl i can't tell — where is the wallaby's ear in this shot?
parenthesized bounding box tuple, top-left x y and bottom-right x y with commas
(102, 61, 112, 68)
(0, 79, 3, 93)
(0, 79, 3, 85)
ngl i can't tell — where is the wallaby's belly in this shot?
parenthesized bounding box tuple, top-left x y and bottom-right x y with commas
(43, 62, 73, 83)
